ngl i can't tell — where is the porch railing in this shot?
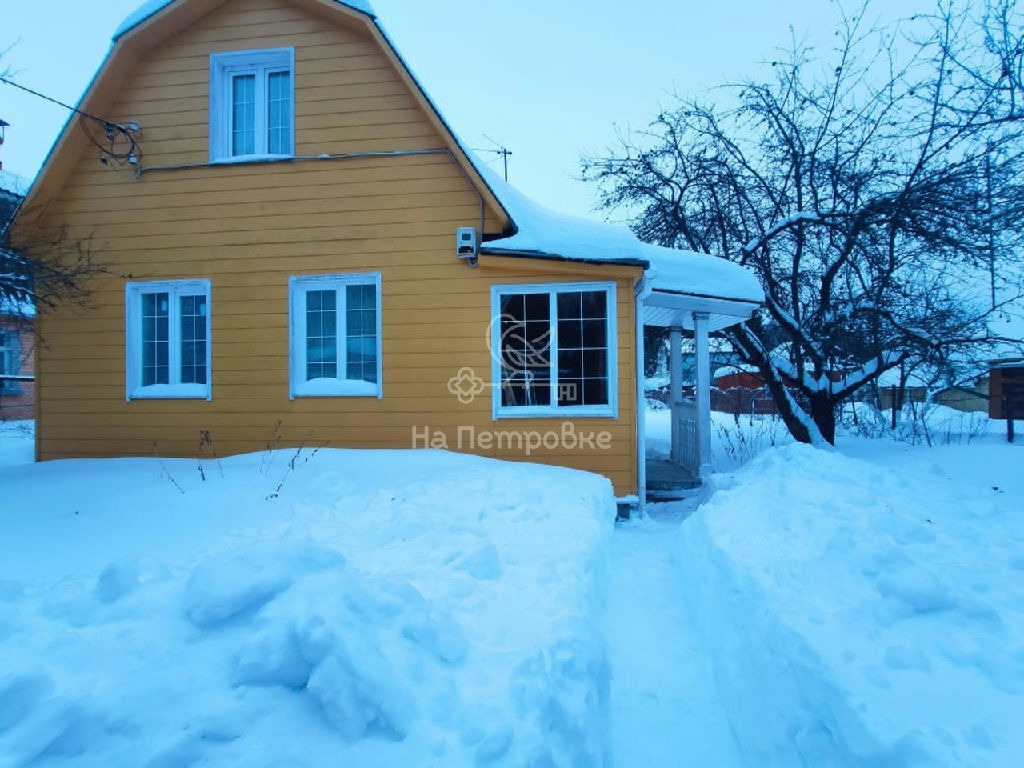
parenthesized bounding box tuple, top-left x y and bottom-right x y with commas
(670, 399, 699, 476)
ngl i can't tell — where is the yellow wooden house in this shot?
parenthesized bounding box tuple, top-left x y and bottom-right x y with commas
(16, 0, 762, 509)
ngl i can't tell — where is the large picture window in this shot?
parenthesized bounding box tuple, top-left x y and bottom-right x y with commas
(490, 282, 617, 418)
(289, 273, 382, 398)
(126, 280, 211, 400)
(210, 48, 294, 162)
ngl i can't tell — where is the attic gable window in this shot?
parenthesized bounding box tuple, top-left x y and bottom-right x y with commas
(288, 273, 383, 398)
(209, 48, 294, 162)
(125, 280, 212, 401)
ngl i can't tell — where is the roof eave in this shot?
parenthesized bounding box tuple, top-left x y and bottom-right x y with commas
(479, 246, 647, 269)
(649, 285, 764, 307)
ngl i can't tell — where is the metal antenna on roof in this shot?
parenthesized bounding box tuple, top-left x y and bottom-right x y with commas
(0, 117, 8, 171)
(473, 135, 512, 181)
(0, 76, 141, 168)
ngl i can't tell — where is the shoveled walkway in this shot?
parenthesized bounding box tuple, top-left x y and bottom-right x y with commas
(605, 502, 742, 767)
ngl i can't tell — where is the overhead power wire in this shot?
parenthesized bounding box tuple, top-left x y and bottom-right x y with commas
(0, 75, 140, 166)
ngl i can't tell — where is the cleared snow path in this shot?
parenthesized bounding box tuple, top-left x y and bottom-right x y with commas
(606, 507, 741, 767)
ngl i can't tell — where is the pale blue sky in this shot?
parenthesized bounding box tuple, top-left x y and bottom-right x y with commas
(1, 0, 931, 220)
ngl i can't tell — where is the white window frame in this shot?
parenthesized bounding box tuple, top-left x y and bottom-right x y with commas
(125, 279, 212, 401)
(490, 281, 618, 419)
(289, 273, 383, 399)
(0, 329, 20, 395)
(209, 47, 295, 163)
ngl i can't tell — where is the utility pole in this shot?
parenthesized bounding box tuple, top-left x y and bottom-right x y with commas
(985, 148, 997, 311)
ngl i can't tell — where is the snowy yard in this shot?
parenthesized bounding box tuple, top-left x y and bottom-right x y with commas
(646, 407, 1024, 765)
(2, 413, 1023, 766)
(0, 424, 613, 766)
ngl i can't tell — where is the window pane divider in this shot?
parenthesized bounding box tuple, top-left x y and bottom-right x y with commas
(549, 292, 559, 404)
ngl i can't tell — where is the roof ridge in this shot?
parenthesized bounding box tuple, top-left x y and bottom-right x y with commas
(113, 0, 376, 41)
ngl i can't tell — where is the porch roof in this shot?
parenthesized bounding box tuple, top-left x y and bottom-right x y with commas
(642, 289, 759, 332)
(475, 160, 764, 317)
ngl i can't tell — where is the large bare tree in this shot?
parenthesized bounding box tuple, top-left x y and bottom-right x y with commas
(585, 1, 1024, 444)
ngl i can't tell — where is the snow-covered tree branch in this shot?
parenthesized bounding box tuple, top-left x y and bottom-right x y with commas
(584, 0, 1024, 444)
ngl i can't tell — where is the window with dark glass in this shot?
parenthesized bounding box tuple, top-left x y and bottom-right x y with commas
(499, 292, 552, 407)
(556, 290, 608, 407)
(495, 284, 614, 413)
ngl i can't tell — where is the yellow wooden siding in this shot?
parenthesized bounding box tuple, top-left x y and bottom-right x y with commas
(28, 0, 640, 496)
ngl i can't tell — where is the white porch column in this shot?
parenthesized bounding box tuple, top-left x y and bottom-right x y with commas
(693, 311, 713, 480)
(668, 327, 683, 463)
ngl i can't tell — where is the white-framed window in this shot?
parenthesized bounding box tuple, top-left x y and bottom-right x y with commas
(490, 281, 618, 418)
(125, 280, 212, 401)
(289, 273, 382, 398)
(209, 48, 294, 162)
(0, 329, 22, 395)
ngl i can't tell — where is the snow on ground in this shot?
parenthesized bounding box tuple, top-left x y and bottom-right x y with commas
(606, 513, 741, 767)
(0, 433, 614, 767)
(677, 414, 1024, 766)
(646, 406, 792, 472)
(0, 421, 34, 468)
(5, 409, 1024, 767)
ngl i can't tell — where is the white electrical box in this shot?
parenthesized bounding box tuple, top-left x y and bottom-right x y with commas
(456, 226, 478, 263)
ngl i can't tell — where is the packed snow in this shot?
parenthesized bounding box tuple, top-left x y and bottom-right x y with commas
(0, 430, 614, 766)
(606, 517, 741, 766)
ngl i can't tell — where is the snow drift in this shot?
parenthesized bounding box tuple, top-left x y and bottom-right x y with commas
(679, 442, 1024, 766)
(0, 447, 615, 766)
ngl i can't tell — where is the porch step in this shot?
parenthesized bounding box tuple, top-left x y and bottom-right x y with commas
(646, 485, 703, 503)
(643, 460, 700, 495)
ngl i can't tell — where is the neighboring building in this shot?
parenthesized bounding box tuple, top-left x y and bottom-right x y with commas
(1, 166, 34, 422)
(0, 300, 35, 421)
(935, 380, 989, 413)
(712, 368, 777, 415)
(14, 0, 761, 504)
(989, 360, 1024, 422)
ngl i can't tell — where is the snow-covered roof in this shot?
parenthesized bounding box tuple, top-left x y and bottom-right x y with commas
(113, 0, 375, 40)
(714, 363, 760, 379)
(876, 367, 933, 388)
(476, 162, 764, 306)
(0, 297, 35, 319)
